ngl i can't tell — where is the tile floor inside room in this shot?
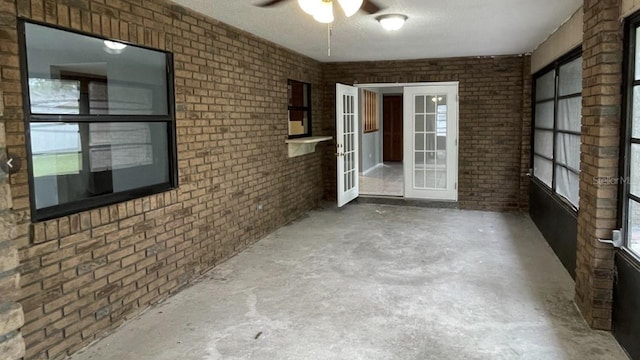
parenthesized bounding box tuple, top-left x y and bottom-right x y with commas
(71, 204, 628, 360)
(360, 162, 404, 196)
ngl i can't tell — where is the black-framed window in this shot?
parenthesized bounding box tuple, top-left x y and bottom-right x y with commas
(288, 80, 311, 138)
(532, 49, 582, 210)
(622, 14, 640, 259)
(19, 20, 177, 221)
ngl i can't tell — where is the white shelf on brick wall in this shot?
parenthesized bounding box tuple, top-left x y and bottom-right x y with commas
(285, 136, 333, 158)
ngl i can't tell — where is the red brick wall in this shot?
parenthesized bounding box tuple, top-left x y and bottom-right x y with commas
(321, 56, 532, 211)
(0, 0, 326, 358)
(575, 0, 623, 330)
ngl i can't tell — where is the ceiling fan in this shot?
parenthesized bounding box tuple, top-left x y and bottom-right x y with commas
(256, 0, 384, 23)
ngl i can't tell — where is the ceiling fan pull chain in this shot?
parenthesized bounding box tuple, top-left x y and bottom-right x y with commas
(327, 22, 332, 57)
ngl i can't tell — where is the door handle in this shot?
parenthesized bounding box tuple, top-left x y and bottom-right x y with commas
(334, 152, 344, 157)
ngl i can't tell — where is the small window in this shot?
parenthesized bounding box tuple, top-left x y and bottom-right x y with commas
(288, 80, 311, 138)
(363, 90, 378, 132)
(20, 21, 177, 221)
(532, 51, 582, 209)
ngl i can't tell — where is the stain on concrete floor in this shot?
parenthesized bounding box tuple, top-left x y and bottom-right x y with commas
(70, 204, 629, 360)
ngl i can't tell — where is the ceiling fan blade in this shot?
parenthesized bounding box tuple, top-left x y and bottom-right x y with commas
(361, 0, 384, 14)
(255, 0, 291, 7)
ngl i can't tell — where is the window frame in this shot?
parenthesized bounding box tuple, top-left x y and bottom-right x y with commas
(287, 79, 312, 139)
(531, 47, 583, 213)
(18, 19, 178, 222)
(620, 12, 640, 262)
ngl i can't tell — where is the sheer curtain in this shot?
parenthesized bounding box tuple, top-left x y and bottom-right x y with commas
(554, 57, 582, 208)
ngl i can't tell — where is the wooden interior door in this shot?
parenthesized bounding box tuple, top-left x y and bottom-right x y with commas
(383, 95, 403, 161)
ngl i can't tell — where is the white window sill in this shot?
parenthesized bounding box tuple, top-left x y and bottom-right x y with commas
(285, 136, 332, 158)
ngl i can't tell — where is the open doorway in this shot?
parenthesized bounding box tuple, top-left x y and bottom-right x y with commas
(359, 86, 404, 197)
(354, 82, 458, 201)
(383, 95, 403, 162)
(337, 82, 458, 207)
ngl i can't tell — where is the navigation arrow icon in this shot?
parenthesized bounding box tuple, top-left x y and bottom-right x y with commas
(0, 153, 20, 175)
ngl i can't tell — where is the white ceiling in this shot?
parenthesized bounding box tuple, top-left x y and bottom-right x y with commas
(172, 0, 582, 62)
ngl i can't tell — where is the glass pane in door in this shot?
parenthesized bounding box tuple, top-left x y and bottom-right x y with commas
(343, 95, 356, 193)
(435, 96, 447, 189)
(413, 94, 447, 190)
(426, 114, 436, 132)
(415, 115, 425, 132)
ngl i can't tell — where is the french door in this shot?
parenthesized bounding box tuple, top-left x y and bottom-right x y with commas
(403, 85, 458, 200)
(336, 84, 359, 207)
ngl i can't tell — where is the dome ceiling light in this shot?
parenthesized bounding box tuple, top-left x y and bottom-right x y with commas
(377, 14, 408, 31)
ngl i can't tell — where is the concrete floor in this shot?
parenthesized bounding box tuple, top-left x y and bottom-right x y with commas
(71, 204, 629, 360)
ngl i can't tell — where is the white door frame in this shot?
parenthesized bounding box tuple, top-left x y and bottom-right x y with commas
(355, 81, 460, 89)
(336, 83, 359, 207)
(345, 81, 459, 202)
(403, 83, 459, 201)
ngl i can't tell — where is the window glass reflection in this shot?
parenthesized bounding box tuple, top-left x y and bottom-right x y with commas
(31, 122, 169, 210)
(25, 22, 168, 116)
